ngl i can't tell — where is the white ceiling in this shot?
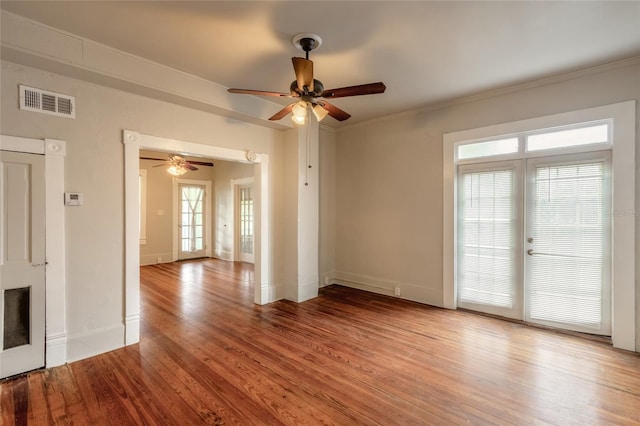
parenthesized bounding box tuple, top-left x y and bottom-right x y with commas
(2, 1, 639, 126)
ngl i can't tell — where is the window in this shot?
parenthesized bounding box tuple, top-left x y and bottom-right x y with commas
(139, 169, 147, 245)
(457, 137, 519, 160)
(527, 123, 609, 152)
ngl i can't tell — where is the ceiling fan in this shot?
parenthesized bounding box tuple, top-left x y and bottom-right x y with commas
(227, 33, 386, 123)
(140, 154, 214, 176)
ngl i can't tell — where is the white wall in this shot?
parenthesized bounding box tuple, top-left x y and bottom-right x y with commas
(334, 61, 640, 350)
(0, 60, 284, 361)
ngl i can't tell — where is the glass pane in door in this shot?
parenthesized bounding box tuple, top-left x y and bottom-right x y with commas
(3, 287, 31, 350)
(526, 159, 610, 333)
(458, 168, 517, 313)
(180, 185, 204, 253)
(239, 186, 254, 257)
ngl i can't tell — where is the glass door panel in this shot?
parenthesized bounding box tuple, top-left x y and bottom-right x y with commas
(525, 153, 611, 334)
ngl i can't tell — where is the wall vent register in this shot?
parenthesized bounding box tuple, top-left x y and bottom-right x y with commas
(19, 85, 76, 119)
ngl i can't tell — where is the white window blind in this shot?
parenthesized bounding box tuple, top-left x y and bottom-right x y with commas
(527, 162, 609, 330)
(458, 169, 515, 308)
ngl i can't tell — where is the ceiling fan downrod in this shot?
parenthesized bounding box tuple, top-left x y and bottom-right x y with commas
(299, 37, 315, 60)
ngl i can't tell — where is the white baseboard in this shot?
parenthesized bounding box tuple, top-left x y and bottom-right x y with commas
(140, 252, 173, 266)
(66, 323, 125, 363)
(298, 280, 319, 302)
(216, 250, 233, 261)
(125, 314, 140, 345)
(333, 271, 443, 307)
(319, 270, 336, 288)
(45, 333, 67, 368)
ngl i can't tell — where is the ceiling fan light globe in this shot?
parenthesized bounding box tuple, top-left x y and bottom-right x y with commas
(292, 101, 307, 117)
(312, 104, 329, 122)
(167, 165, 188, 176)
(291, 114, 306, 125)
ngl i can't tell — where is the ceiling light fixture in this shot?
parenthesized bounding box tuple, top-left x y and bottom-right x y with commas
(312, 104, 329, 122)
(227, 33, 386, 123)
(167, 164, 188, 176)
(291, 101, 308, 125)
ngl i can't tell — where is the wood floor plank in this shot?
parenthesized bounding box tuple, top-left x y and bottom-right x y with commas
(1, 258, 640, 425)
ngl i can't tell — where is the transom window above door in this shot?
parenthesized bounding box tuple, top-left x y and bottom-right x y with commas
(456, 121, 611, 163)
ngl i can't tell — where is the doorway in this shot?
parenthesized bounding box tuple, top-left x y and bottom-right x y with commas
(0, 151, 46, 378)
(177, 181, 209, 260)
(457, 151, 611, 335)
(443, 101, 636, 351)
(124, 129, 271, 346)
(233, 177, 255, 264)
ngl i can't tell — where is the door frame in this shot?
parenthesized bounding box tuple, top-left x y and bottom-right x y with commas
(123, 130, 271, 346)
(232, 177, 255, 263)
(173, 179, 212, 261)
(0, 135, 67, 368)
(443, 101, 636, 351)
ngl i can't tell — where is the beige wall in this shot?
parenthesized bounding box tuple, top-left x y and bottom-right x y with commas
(0, 60, 284, 358)
(140, 150, 252, 266)
(334, 62, 640, 346)
(210, 160, 255, 260)
(319, 127, 336, 286)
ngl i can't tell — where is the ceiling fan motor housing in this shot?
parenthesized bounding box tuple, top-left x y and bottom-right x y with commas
(290, 79, 324, 97)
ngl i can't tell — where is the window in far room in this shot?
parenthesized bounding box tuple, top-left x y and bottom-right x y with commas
(139, 169, 147, 245)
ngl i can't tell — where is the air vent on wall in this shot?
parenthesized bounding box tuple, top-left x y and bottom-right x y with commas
(19, 85, 75, 119)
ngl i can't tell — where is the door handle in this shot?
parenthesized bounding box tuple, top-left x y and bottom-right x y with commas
(32, 262, 48, 267)
(527, 249, 535, 256)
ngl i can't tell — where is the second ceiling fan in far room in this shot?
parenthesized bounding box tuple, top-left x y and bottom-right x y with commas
(227, 33, 386, 124)
(140, 154, 214, 176)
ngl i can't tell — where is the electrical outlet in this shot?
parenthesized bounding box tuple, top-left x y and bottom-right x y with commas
(157, 257, 162, 263)
(394, 287, 401, 296)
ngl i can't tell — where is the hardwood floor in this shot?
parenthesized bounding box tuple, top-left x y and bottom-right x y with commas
(2, 258, 640, 425)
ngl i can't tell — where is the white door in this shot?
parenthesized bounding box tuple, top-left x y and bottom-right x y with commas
(457, 161, 523, 319)
(458, 152, 612, 335)
(525, 153, 611, 335)
(0, 151, 46, 378)
(237, 184, 254, 264)
(178, 184, 207, 260)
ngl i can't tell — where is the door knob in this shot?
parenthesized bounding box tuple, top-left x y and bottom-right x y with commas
(528, 237, 534, 243)
(527, 249, 535, 256)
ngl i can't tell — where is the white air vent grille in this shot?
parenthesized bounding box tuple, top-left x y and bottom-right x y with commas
(19, 85, 75, 119)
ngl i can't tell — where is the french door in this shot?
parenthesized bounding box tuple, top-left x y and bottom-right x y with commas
(458, 151, 611, 335)
(237, 184, 254, 264)
(178, 183, 206, 260)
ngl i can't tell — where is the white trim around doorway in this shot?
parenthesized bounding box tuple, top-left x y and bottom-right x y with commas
(122, 130, 272, 346)
(0, 135, 67, 367)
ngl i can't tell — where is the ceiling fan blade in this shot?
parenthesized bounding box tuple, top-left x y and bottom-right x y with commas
(152, 163, 169, 168)
(139, 156, 166, 161)
(184, 163, 198, 171)
(187, 160, 214, 167)
(269, 103, 295, 121)
(228, 88, 293, 98)
(316, 101, 351, 121)
(321, 82, 386, 99)
(292, 57, 314, 92)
